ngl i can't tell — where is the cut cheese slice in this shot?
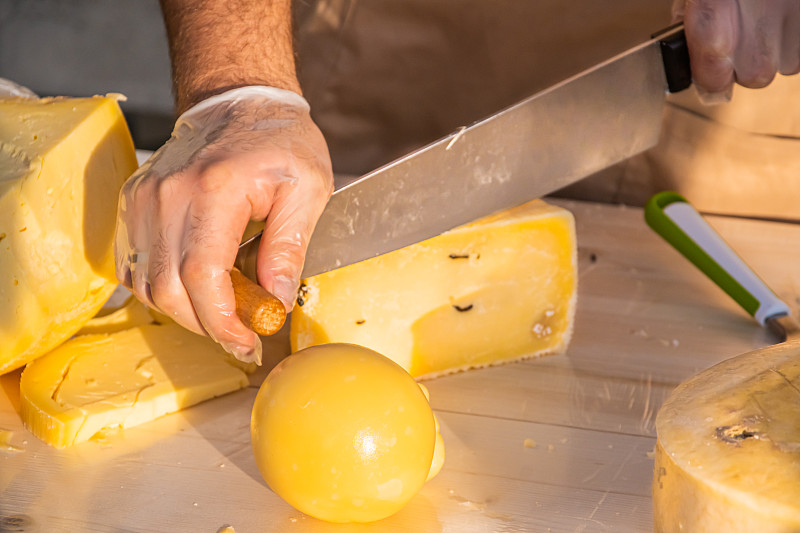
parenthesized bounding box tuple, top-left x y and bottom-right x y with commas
(76, 292, 259, 374)
(20, 322, 250, 448)
(290, 199, 577, 378)
(653, 341, 800, 532)
(76, 295, 155, 336)
(0, 95, 138, 374)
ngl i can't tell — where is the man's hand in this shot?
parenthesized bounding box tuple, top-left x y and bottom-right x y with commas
(114, 0, 334, 363)
(0, 78, 37, 99)
(115, 87, 333, 363)
(674, 0, 800, 102)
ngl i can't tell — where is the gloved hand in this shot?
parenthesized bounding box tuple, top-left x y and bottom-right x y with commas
(0, 78, 37, 98)
(673, 0, 800, 102)
(115, 86, 334, 363)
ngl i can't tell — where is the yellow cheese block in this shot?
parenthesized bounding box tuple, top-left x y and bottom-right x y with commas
(290, 199, 577, 378)
(20, 322, 250, 448)
(0, 95, 138, 374)
(653, 341, 800, 532)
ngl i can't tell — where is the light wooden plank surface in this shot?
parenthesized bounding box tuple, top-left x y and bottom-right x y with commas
(1, 198, 798, 533)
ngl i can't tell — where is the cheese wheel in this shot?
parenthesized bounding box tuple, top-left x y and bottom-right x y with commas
(0, 96, 137, 374)
(251, 343, 442, 523)
(653, 341, 800, 532)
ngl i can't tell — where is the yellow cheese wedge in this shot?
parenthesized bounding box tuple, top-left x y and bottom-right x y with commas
(0, 95, 138, 374)
(20, 322, 250, 448)
(653, 341, 800, 532)
(290, 199, 577, 378)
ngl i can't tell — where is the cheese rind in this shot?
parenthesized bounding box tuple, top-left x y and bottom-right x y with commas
(20, 323, 250, 448)
(251, 343, 439, 523)
(0, 96, 138, 374)
(653, 341, 800, 532)
(290, 199, 577, 378)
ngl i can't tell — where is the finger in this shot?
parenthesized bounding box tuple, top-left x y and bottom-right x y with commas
(732, 3, 782, 88)
(130, 251, 156, 309)
(779, 3, 800, 75)
(114, 178, 139, 290)
(179, 174, 261, 362)
(123, 169, 209, 336)
(256, 208, 308, 312)
(256, 171, 332, 311)
(114, 240, 133, 291)
(146, 222, 207, 337)
(118, 178, 160, 309)
(683, 0, 738, 97)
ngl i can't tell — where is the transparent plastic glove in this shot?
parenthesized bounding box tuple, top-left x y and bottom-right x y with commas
(0, 78, 37, 98)
(115, 86, 334, 363)
(673, 0, 800, 103)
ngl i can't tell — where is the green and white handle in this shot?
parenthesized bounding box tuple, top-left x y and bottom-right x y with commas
(644, 191, 790, 326)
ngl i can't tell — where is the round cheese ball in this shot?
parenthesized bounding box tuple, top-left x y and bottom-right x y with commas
(251, 343, 438, 523)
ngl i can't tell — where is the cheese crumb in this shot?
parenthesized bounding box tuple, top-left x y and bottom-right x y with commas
(0, 428, 24, 453)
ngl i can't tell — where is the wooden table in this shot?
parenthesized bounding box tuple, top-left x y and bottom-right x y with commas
(1, 198, 798, 533)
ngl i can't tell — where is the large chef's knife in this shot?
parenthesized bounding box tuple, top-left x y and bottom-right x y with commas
(233, 24, 691, 335)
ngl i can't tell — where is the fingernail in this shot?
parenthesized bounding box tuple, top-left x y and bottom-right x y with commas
(220, 336, 263, 366)
(695, 85, 733, 105)
(271, 275, 299, 310)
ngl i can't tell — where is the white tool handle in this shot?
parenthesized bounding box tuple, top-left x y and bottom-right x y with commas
(645, 192, 790, 326)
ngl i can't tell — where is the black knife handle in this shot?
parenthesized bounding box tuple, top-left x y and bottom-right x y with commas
(652, 23, 692, 93)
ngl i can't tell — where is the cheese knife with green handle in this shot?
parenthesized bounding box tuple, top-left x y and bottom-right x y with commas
(644, 191, 799, 342)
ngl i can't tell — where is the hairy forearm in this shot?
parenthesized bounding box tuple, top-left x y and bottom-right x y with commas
(159, 0, 301, 114)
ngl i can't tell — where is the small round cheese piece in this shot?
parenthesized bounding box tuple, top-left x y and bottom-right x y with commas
(653, 341, 800, 532)
(250, 343, 442, 523)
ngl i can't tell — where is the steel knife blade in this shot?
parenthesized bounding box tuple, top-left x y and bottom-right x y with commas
(236, 24, 690, 282)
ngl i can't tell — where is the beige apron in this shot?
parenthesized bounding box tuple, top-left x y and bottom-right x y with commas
(295, 1, 800, 220)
